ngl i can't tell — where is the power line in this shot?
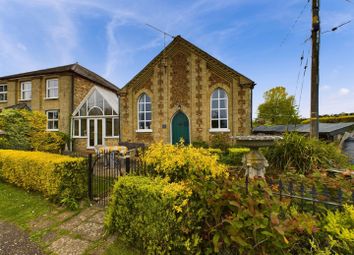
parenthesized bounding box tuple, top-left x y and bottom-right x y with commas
(298, 47, 310, 114)
(304, 19, 352, 42)
(279, 0, 310, 47)
(322, 20, 352, 34)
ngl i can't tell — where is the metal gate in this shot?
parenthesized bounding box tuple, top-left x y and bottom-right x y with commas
(87, 144, 146, 206)
(87, 151, 127, 206)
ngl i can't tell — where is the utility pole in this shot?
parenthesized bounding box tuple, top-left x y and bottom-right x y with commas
(310, 0, 320, 138)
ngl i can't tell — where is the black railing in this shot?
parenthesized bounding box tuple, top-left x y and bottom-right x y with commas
(244, 177, 354, 213)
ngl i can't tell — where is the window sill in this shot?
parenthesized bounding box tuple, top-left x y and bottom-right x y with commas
(44, 97, 59, 100)
(19, 99, 31, 102)
(209, 128, 230, 133)
(46, 129, 59, 132)
(136, 129, 153, 133)
(73, 136, 87, 138)
(106, 136, 120, 139)
(0, 100, 7, 103)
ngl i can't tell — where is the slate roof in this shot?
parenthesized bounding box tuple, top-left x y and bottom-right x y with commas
(253, 123, 354, 136)
(5, 103, 31, 111)
(0, 63, 118, 92)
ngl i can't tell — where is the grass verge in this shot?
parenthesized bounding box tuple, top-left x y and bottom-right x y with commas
(0, 180, 54, 227)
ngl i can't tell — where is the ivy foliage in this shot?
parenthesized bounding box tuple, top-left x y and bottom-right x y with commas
(0, 109, 67, 153)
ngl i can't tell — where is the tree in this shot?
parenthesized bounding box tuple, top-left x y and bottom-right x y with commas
(0, 109, 67, 152)
(256, 86, 299, 125)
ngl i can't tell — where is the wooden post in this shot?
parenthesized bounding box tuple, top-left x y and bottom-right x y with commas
(310, 0, 320, 138)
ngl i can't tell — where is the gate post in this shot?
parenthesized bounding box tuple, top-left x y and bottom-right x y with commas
(88, 153, 93, 200)
(125, 156, 131, 174)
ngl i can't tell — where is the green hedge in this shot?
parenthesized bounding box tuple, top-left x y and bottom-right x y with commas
(105, 176, 202, 254)
(0, 150, 87, 206)
(302, 115, 354, 124)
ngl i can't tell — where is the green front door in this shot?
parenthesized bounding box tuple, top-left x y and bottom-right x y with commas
(171, 111, 190, 144)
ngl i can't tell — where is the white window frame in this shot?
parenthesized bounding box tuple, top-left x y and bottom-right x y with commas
(105, 117, 119, 138)
(73, 118, 88, 138)
(20, 81, 32, 100)
(47, 110, 59, 131)
(209, 88, 230, 132)
(46, 79, 59, 99)
(136, 93, 152, 132)
(0, 84, 7, 102)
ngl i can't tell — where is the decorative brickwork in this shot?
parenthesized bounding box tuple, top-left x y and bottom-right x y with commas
(195, 57, 203, 140)
(133, 77, 153, 94)
(209, 72, 230, 88)
(237, 87, 247, 133)
(157, 62, 165, 117)
(121, 94, 129, 120)
(170, 52, 190, 108)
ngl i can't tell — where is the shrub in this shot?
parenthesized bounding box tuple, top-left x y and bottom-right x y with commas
(0, 109, 67, 153)
(142, 142, 228, 182)
(309, 205, 354, 254)
(263, 133, 349, 175)
(210, 133, 231, 151)
(0, 150, 87, 207)
(192, 140, 209, 148)
(105, 176, 202, 254)
(219, 147, 250, 166)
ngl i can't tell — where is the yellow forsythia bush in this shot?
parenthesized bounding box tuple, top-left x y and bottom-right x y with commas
(143, 142, 228, 181)
(0, 150, 87, 205)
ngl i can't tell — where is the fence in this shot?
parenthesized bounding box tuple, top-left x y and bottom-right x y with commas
(88, 149, 353, 211)
(247, 176, 354, 213)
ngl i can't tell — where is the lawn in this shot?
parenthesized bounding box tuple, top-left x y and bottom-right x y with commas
(0, 180, 139, 255)
(104, 239, 140, 255)
(0, 180, 54, 227)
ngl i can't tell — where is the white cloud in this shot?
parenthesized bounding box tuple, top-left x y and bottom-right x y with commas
(339, 88, 350, 96)
(320, 85, 331, 91)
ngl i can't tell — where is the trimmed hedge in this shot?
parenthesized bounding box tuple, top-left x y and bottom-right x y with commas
(301, 115, 354, 124)
(105, 176, 201, 254)
(0, 150, 87, 206)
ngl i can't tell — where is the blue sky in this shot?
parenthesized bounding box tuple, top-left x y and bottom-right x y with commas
(0, 0, 353, 118)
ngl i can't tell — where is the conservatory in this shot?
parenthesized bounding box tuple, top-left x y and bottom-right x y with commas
(71, 86, 119, 150)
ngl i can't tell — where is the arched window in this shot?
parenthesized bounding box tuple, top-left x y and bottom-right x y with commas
(138, 93, 152, 130)
(210, 88, 228, 130)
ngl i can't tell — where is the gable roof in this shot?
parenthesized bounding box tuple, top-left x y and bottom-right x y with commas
(122, 35, 255, 90)
(0, 63, 118, 92)
(72, 85, 119, 116)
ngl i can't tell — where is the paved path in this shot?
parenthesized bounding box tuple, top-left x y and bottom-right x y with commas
(1, 206, 115, 255)
(0, 221, 43, 255)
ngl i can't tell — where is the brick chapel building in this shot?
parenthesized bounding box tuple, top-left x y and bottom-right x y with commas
(0, 36, 255, 153)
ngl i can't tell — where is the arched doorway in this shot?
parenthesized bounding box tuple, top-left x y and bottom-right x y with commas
(171, 111, 190, 144)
